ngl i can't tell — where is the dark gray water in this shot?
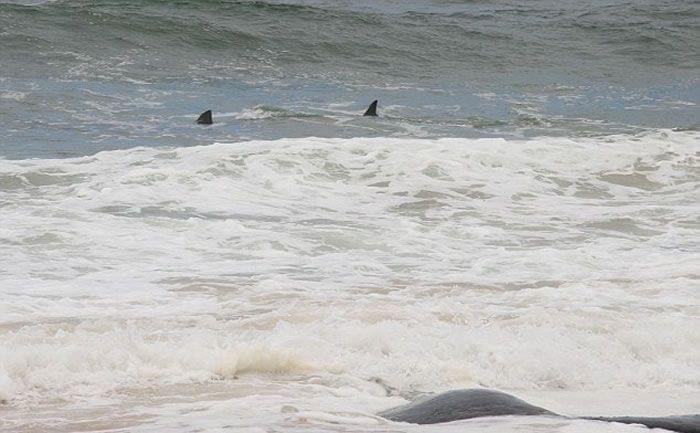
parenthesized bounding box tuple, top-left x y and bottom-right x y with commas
(1, 0, 699, 158)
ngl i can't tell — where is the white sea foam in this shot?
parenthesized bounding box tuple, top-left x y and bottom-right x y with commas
(231, 106, 294, 120)
(0, 91, 26, 101)
(0, 131, 698, 432)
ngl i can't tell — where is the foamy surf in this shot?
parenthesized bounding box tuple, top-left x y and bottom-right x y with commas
(0, 131, 698, 432)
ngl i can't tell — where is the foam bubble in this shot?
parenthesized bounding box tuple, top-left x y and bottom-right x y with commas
(0, 130, 698, 431)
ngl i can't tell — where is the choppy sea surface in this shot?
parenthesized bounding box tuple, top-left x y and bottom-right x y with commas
(1, 1, 699, 432)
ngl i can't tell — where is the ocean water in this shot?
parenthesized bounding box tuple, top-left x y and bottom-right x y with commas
(1, 1, 699, 432)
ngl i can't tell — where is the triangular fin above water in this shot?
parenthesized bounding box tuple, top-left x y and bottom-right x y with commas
(363, 100, 378, 116)
(196, 110, 213, 125)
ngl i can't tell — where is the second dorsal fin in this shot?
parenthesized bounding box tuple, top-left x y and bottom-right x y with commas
(196, 110, 213, 125)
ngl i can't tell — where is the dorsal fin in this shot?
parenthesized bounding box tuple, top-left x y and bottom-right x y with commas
(363, 100, 378, 116)
(196, 110, 213, 125)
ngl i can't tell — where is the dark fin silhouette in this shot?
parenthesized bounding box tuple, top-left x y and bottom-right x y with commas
(363, 100, 378, 116)
(196, 110, 213, 125)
